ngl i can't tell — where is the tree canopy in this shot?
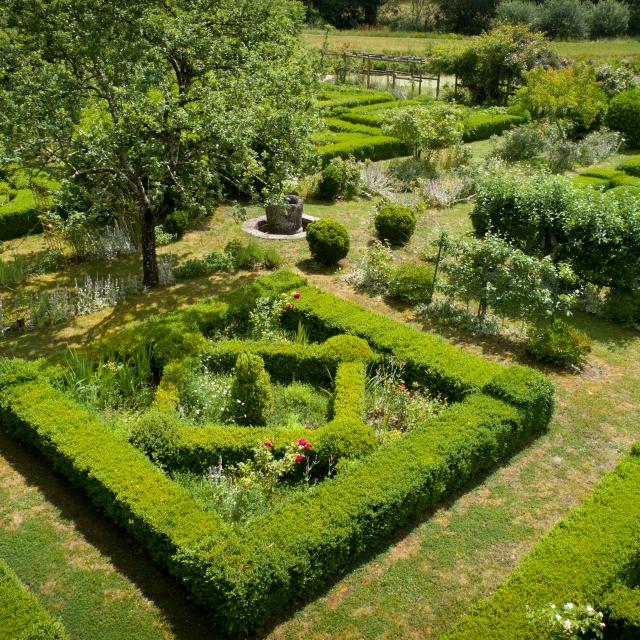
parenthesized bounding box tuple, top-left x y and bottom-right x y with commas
(0, 0, 316, 286)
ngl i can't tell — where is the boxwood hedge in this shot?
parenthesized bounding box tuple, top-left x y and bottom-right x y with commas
(443, 445, 640, 640)
(0, 274, 555, 635)
(0, 556, 69, 640)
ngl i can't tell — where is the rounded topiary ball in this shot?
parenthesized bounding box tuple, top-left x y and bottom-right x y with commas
(306, 219, 350, 266)
(374, 204, 416, 246)
(315, 418, 376, 461)
(321, 335, 373, 363)
(163, 209, 190, 239)
(387, 263, 435, 305)
(606, 88, 640, 146)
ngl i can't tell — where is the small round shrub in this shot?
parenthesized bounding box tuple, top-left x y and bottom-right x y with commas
(163, 209, 191, 239)
(607, 88, 640, 146)
(387, 263, 435, 306)
(230, 352, 273, 426)
(129, 410, 180, 464)
(306, 219, 350, 266)
(317, 157, 362, 201)
(526, 319, 592, 368)
(321, 334, 374, 363)
(374, 204, 416, 246)
(315, 418, 376, 461)
(604, 288, 640, 325)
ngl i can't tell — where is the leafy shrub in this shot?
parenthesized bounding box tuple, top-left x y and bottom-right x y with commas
(155, 225, 176, 246)
(595, 63, 638, 97)
(491, 123, 545, 161)
(374, 203, 417, 246)
(320, 334, 374, 363)
(604, 288, 640, 325)
(174, 250, 236, 279)
(590, 0, 630, 37)
(315, 418, 376, 461)
(387, 263, 435, 306)
(230, 352, 273, 426)
(0, 189, 41, 240)
(526, 319, 591, 368)
(539, 0, 591, 39)
(317, 157, 362, 200)
(163, 210, 191, 239)
(129, 409, 180, 465)
(607, 88, 640, 146)
(306, 219, 350, 266)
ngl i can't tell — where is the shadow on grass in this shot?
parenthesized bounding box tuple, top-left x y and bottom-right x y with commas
(0, 431, 216, 640)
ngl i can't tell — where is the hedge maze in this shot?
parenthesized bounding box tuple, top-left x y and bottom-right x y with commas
(0, 272, 555, 634)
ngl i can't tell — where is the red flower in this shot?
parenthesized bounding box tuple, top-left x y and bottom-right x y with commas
(304, 443, 311, 450)
(297, 438, 308, 447)
(295, 454, 304, 463)
(293, 292, 301, 299)
(399, 383, 406, 389)
(264, 440, 273, 448)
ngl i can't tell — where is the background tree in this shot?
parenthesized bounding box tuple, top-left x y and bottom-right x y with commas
(304, 0, 391, 27)
(0, 0, 316, 287)
(434, 0, 499, 34)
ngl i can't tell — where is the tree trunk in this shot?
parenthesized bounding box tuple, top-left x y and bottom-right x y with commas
(141, 206, 160, 288)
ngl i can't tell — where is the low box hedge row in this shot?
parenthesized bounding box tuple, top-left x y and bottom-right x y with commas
(324, 117, 382, 136)
(282, 286, 554, 421)
(0, 189, 41, 240)
(318, 135, 409, 165)
(0, 275, 555, 635)
(463, 113, 526, 143)
(443, 445, 640, 640)
(0, 556, 69, 640)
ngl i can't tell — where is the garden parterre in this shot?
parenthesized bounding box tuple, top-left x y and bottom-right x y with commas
(0, 271, 554, 635)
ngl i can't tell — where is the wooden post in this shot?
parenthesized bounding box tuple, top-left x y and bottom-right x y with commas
(392, 64, 396, 90)
(436, 73, 441, 99)
(367, 57, 372, 89)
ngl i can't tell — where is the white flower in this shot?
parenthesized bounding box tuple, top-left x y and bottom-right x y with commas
(586, 605, 594, 615)
(554, 614, 562, 622)
(563, 619, 572, 631)
(564, 602, 574, 611)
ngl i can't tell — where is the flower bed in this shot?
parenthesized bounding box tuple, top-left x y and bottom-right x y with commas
(0, 271, 555, 635)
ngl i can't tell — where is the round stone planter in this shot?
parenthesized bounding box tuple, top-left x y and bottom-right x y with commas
(265, 195, 304, 235)
(242, 214, 319, 241)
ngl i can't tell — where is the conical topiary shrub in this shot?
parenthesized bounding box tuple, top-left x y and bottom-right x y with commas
(230, 352, 273, 425)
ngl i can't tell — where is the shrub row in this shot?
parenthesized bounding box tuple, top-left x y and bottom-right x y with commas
(318, 135, 410, 165)
(0, 556, 69, 640)
(324, 117, 382, 137)
(0, 189, 41, 240)
(281, 286, 554, 424)
(443, 445, 640, 640)
(463, 113, 526, 143)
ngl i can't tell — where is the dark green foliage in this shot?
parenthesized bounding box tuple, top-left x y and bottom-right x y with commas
(600, 583, 640, 639)
(230, 353, 273, 426)
(304, 0, 387, 28)
(526, 319, 592, 368)
(617, 155, 640, 177)
(539, 0, 591, 38)
(162, 210, 191, 239)
(604, 288, 640, 325)
(387, 263, 435, 305)
(463, 113, 526, 142)
(317, 157, 362, 201)
(435, 0, 499, 34)
(443, 449, 640, 640)
(590, 0, 631, 37)
(374, 204, 417, 246)
(129, 409, 181, 465)
(607, 88, 640, 146)
(306, 218, 350, 266)
(0, 556, 69, 640)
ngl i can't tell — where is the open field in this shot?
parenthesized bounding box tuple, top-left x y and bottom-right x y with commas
(304, 30, 640, 62)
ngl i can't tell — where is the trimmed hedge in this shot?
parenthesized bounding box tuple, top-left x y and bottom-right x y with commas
(318, 135, 409, 165)
(443, 447, 640, 640)
(463, 113, 526, 143)
(0, 556, 69, 640)
(617, 155, 640, 177)
(281, 286, 555, 420)
(324, 118, 382, 137)
(0, 277, 555, 635)
(0, 189, 41, 240)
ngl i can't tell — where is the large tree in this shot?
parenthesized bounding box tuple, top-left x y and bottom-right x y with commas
(305, 0, 390, 27)
(0, 0, 316, 286)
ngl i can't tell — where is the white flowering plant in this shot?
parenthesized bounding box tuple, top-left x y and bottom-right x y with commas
(527, 602, 605, 639)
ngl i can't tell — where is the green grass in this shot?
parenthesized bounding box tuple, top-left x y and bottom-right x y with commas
(304, 30, 640, 62)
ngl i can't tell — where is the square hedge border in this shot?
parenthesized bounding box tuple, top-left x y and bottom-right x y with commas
(0, 272, 555, 635)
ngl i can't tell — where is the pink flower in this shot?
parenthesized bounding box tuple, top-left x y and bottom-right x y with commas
(264, 440, 273, 448)
(399, 383, 406, 389)
(295, 454, 304, 463)
(297, 438, 308, 447)
(293, 292, 301, 299)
